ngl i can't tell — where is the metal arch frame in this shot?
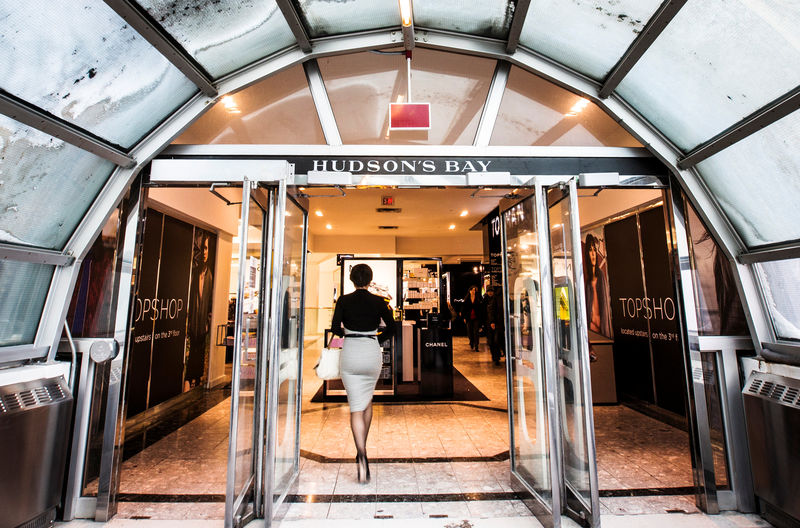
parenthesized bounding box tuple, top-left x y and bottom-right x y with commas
(275, 0, 312, 52)
(505, 0, 532, 54)
(102, 0, 217, 97)
(474, 61, 511, 147)
(598, 0, 688, 99)
(37, 27, 773, 357)
(304, 60, 343, 146)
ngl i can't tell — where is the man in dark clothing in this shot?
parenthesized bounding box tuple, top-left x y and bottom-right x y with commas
(484, 286, 505, 365)
(460, 285, 484, 351)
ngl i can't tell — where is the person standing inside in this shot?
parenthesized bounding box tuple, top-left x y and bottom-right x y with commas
(330, 264, 395, 483)
(484, 285, 505, 365)
(186, 232, 214, 390)
(461, 285, 484, 351)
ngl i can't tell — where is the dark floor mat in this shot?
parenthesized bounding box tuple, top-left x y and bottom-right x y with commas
(310, 368, 488, 403)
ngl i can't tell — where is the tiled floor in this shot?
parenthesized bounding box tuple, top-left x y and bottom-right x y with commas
(104, 335, 705, 521)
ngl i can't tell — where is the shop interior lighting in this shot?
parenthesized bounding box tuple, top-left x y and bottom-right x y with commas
(326, 223, 332, 230)
(449, 224, 456, 230)
(399, 0, 413, 27)
(315, 210, 324, 217)
(221, 95, 241, 114)
(459, 210, 468, 217)
(565, 98, 590, 117)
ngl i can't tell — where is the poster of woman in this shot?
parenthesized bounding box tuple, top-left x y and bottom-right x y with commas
(185, 227, 217, 390)
(582, 228, 613, 338)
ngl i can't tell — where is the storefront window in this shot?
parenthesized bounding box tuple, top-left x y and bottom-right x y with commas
(490, 66, 641, 147)
(756, 257, 800, 342)
(320, 49, 494, 145)
(684, 201, 749, 336)
(0, 260, 54, 348)
(173, 65, 326, 145)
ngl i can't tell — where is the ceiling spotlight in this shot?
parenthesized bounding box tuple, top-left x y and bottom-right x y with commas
(326, 223, 332, 230)
(565, 98, 590, 117)
(315, 210, 323, 217)
(459, 210, 468, 217)
(221, 95, 241, 114)
(398, 0, 413, 27)
(448, 224, 456, 230)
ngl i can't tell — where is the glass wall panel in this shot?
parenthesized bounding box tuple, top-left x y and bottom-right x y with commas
(295, 0, 398, 38)
(320, 49, 494, 145)
(490, 66, 641, 147)
(272, 198, 305, 501)
(756, 257, 800, 342)
(66, 208, 121, 338)
(413, 0, 514, 39)
(0, 1, 197, 148)
(519, 0, 662, 81)
(505, 197, 553, 503)
(0, 114, 116, 250)
(616, 0, 800, 151)
(0, 260, 54, 347)
(695, 112, 800, 248)
(136, 1, 296, 79)
(173, 65, 325, 145)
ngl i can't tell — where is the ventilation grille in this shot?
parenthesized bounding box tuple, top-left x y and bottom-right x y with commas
(18, 508, 55, 528)
(377, 225, 399, 230)
(746, 375, 800, 408)
(376, 208, 402, 213)
(0, 380, 68, 414)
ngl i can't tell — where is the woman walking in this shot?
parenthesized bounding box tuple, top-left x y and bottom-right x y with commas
(460, 285, 484, 351)
(330, 264, 395, 482)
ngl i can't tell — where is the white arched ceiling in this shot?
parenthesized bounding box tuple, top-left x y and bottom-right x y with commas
(0, 1, 796, 357)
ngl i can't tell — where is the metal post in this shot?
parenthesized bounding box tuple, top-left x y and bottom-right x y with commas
(294, 202, 309, 473)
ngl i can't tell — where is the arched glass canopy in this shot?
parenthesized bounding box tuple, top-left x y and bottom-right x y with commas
(0, 0, 798, 351)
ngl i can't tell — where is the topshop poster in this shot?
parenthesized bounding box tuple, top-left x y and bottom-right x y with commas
(581, 226, 613, 339)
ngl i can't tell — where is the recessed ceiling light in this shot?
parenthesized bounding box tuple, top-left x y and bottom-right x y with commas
(315, 210, 323, 217)
(448, 224, 456, 230)
(459, 210, 468, 217)
(326, 223, 332, 230)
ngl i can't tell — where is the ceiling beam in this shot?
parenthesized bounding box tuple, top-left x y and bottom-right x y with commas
(505, 0, 532, 54)
(474, 61, 511, 146)
(678, 86, 800, 169)
(599, 0, 687, 99)
(0, 89, 135, 168)
(0, 243, 75, 266)
(102, 0, 217, 97)
(276, 0, 313, 52)
(304, 60, 342, 146)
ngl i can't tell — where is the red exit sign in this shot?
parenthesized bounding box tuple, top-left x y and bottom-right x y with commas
(389, 102, 430, 130)
(382, 196, 394, 206)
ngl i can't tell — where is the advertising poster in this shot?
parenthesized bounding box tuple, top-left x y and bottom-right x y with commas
(127, 210, 165, 417)
(604, 215, 655, 404)
(146, 215, 194, 409)
(185, 227, 217, 390)
(342, 259, 397, 308)
(580, 226, 613, 339)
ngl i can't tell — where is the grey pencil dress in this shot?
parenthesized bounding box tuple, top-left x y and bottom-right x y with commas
(330, 289, 395, 412)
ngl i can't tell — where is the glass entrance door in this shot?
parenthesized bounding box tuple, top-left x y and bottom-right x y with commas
(226, 181, 273, 528)
(226, 180, 308, 528)
(547, 180, 600, 527)
(503, 178, 600, 528)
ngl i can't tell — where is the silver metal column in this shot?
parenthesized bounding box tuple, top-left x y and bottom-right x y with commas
(293, 202, 310, 474)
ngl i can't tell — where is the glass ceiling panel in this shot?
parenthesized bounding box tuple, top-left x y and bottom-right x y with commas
(756, 258, 800, 341)
(617, 0, 800, 152)
(696, 111, 800, 248)
(519, 0, 662, 81)
(295, 0, 398, 38)
(0, 114, 117, 250)
(319, 49, 494, 145)
(413, 0, 514, 40)
(491, 66, 641, 147)
(0, 261, 54, 347)
(136, 0, 296, 79)
(0, 1, 197, 149)
(173, 65, 325, 145)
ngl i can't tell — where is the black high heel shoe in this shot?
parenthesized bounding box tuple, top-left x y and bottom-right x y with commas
(356, 454, 368, 483)
(364, 454, 371, 482)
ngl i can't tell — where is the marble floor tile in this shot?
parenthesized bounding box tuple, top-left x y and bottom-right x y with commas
(326, 502, 376, 519)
